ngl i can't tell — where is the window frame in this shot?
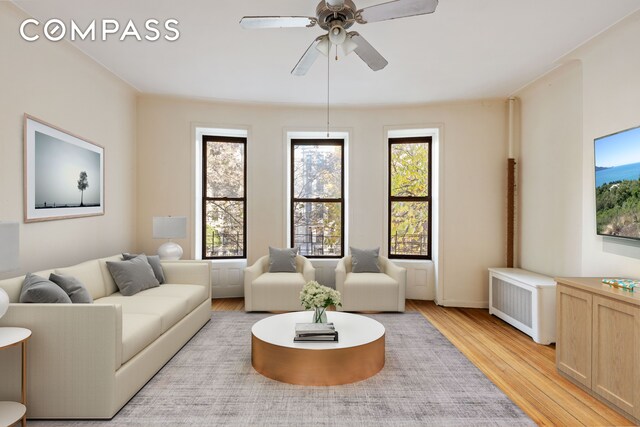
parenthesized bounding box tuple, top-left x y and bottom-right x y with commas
(388, 136, 432, 260)
(201, 135, 247, 260)
(290, 138, 345, 259)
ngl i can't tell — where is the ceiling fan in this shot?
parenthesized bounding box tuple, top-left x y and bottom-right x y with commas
(240, 0, 439, 76)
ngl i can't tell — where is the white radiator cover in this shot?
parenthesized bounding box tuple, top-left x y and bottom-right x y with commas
(488, 268, 556, 345)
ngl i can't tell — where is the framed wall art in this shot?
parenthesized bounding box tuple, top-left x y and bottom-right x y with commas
(24, 114, 104, 222)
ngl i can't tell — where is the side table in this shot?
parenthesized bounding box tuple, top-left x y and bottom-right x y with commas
(0, 327, 31, 427)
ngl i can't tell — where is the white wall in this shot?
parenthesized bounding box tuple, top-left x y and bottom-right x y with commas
(578, 11, 640, 276)
(0, 2, 138, 279)
(517, 62, 583, 276)
(516, 11, 640, 278)
(136, 96, 507, 306)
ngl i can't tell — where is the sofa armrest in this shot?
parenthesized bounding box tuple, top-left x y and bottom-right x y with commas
(0, 304, 121, 416)
(302, 257, 315, 283)
(382, 259, 407, 311)
(335, 257, 347, 311)
(161, 260, 211, 298)
(244, 256, 268, 311)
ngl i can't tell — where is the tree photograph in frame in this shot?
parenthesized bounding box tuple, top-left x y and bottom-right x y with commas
(24, 114, 104, 222)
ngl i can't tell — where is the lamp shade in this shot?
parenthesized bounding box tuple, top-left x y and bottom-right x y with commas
(153, 216, 187, 239)
(0, 222, 19, 273)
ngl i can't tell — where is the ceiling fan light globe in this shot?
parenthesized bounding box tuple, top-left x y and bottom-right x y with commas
(315, 37, 332, 56)
(328, 25, 347, 45)
(342, 36, 358, 56)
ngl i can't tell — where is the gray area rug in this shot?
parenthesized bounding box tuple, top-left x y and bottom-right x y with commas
(32, 312, 534, 426)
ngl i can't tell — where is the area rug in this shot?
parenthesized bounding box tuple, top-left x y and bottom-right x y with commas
(32, 312, 534, 426)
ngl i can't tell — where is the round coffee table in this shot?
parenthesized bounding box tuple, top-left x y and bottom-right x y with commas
(251, 311, 385, 386)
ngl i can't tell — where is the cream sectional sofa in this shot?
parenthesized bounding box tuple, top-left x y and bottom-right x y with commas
(0, 255, 211, 419)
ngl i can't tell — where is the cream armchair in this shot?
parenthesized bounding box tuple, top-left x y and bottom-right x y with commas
(244, 255, 315, 311)
(336, 255, 406, 312)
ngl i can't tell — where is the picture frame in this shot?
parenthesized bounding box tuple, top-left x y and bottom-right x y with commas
(24, 114, 105, 223)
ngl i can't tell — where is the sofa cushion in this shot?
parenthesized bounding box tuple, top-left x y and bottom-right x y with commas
(106, 255, 160, 296)
(252, 272, 306, 287)
(56, 260, 107, 300)
(98, 255, 124, 296)
(49, 273, 93, 303)
(19, 273, 72, 303)
(122, 253, 165, 284)
(95, 293, 189, 333)
(350, 247, 381, 273)
(120, 313, 162, 364)
(268, 247, 298, 273)
(141, 284, 207, 312)
(0, 276, 27, 303)
(344, 272, 398, 288)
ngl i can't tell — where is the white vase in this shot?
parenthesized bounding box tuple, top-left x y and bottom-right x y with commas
(0, 288, 9, 319)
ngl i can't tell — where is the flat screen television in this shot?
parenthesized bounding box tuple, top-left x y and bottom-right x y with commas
(595, 125, 640, 240)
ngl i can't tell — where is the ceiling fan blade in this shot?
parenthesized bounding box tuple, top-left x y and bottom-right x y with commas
(350, 32, 388, 71)
(357, 0, 438, 24)
(291, 37, 325, 76)
(240, 16, 317, 29)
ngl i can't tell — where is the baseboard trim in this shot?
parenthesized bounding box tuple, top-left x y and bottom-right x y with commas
(212, 285, 243, 298)
(437, 299, 489, 309)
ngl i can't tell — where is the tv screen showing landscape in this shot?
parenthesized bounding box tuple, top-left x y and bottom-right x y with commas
(595, 125, 640, 240)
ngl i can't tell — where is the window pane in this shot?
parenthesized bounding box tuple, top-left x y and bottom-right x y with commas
(293, 202, 342, 257)
(390, 201, 429, 257)
(204, 200, 244, 257)
(206, 141, 244, 198)
(391, 143, 429, 197)
(293, 144, 342, 199)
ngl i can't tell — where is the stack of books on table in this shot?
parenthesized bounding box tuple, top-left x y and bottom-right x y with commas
(294, 322, 339, 342)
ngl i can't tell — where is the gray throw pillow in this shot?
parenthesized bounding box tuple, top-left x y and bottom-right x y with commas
(350, 247, 381, 273)
(106, 254, 160, 296)
(20, 273, 72, 303)
(49, 273, 93, 304)
(122, 253, 165, 284)
(268, 247, 298, 273)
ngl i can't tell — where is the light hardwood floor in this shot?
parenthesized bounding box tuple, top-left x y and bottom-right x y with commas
(211, 298, 634, 426)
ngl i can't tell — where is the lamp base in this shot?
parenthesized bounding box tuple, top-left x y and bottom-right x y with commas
(158, 242, 183, 260)
(0, 288, 9, 320)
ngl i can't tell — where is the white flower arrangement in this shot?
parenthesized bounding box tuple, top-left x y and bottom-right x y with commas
(299, 281, 341, 310)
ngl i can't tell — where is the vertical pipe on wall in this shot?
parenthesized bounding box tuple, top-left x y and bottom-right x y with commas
(507, 98, 517, 268)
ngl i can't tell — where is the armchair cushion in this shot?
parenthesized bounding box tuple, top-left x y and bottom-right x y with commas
(350, 247, 381, 273)
(344, 272, 397, 288)
(268, 246, 298, 272)
(253, 272, 306, 287)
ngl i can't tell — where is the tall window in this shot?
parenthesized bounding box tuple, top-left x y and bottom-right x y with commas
(291, 139, 344, 258)
(202, 135, 246, 259)
(388, 136, 431, 259)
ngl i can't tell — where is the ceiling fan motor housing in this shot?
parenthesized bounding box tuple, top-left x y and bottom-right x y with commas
(316, 0, 357, 30)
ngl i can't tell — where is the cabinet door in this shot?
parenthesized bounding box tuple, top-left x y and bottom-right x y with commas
(592, 295, 640, 417)
(556, 284, 592, 388)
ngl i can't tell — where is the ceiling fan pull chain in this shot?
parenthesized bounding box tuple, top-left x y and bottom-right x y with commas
(327, 45, 330, 138)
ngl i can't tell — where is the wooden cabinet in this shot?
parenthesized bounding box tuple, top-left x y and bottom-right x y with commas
(592, 295, 640, 416)
(556, 277, 640, 423)
(557, 285, 592, 388)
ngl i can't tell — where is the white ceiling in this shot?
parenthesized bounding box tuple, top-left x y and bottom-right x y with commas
(14, 0, 640, 106)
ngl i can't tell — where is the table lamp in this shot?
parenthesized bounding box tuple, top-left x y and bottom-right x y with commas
(0, 222, 19, 319)
(153, 216, 187, 260)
